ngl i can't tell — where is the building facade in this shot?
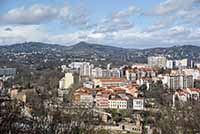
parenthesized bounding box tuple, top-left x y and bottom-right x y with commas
(93, 78, 128, 88)
(148, 56, 167, 68)
(133, 98, 144, 110)
(164, 74, 194, 90)
(96, 95, 109, 109)
(109, 99, 127, 109)
(126, 68, 156, 81)
(59, 73, 75, 89)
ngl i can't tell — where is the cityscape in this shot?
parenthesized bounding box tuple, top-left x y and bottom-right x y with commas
(0, 0, 200, 134)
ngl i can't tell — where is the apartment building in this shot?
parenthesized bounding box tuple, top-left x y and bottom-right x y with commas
(96, 94, 110, 109)
(93, 77, 128, 88)
(133, 98, 144, 110)
(126, 68, 156, 81)
(148, 56, 167, 68)
(109, 98, 128, 109)
(59, 73, 75, 89)
(80, 62, 94, 77)
(173, 88, 200, 102)
(164, 74, 194, 90)
(92, 67, 121, 78)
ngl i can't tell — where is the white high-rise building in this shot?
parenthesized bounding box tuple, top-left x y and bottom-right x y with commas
(92, 67, 121, 78)
(107, 63, 111, 70)
(92, 67, 103, 78)
(69, 62, 84, 69)
(166, 60, 175, 69)
(163, 74, 194, 90)
(110, 68, 121, 78)
(80, 62, 94, 77)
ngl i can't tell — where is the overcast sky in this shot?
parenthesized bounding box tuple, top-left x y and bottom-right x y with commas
(0, 0, 199, 48)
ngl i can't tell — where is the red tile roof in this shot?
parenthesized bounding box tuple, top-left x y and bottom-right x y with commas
(75, 87, 92, 94)
(109, 98, 128, 101)
(112, 87, 126, 91)
(97, 77, 126, 83)
(189, 88, 200, 92)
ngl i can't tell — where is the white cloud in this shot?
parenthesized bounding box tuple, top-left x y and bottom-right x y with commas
(0, 3, 89, 27)
(167, 26, 190, 36)
(0, 25, 49, 45)
(147, 0, 194, 16)
(0, 24, 199, 48)
(145, 0, 200, 36)
(112, 6, 140, 18)
(0, 4, 61, 24)
(60, 5, 90, 28)
(88, 33, 105, 39)
(146, 15, 177, 32)
(93, 19, 134, 33)
(177, 9, 200, 25)
(90, 5, 140, 34)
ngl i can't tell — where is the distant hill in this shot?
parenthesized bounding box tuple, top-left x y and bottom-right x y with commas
(142, 45, 200, 60)
(68, 42, 200, 60)
(0, 42, 200, 69)
(66, 41, 129, 57)
(0, 42, 64, 53)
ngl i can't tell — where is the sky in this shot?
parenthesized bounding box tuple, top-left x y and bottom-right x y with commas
(0, 0, 199, 48)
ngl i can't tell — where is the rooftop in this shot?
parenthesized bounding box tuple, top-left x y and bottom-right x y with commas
(96, 77, 126, 83)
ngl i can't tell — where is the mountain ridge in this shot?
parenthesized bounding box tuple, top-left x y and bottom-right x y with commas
(0, 42, 200, 67)
(0, 41, 198, 50)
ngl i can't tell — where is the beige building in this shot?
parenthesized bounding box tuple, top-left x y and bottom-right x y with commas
(10, 89, 27, 103)
(175, 59, 188, 68)
(93, 78, 127, 88)
(59, 73, 74, 89)
(10, 89, 18, 99)
(148, 56, 167, 68)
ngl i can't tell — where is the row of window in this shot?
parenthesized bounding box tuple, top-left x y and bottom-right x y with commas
(110, 101, 127, 104)
(110, 104, 127, 107)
